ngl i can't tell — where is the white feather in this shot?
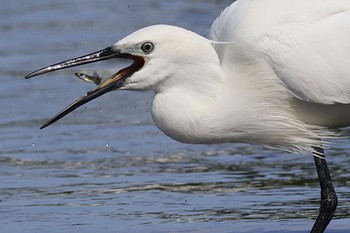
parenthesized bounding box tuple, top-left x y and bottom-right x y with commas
(210, 0, 350, 104)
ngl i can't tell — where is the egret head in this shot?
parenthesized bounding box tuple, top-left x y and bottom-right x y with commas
(113, 25, 219, 91)
(25, 24, 219, 128)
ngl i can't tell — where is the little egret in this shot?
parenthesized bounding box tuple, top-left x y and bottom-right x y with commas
(26, 0, 350, 232)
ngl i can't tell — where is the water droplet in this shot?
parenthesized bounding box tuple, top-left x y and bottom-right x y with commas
(31, 143, 35, 147)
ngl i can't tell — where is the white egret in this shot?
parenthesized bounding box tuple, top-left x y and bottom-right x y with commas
(26, 0, 350, 232)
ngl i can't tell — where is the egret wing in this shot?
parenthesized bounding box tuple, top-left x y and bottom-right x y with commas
(210, 0, 350, 104)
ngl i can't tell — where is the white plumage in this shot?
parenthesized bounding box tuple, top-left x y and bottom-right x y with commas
(203, 0, 350, 151)
(211, 0, 350, 103)
(127, 0, 350, 153)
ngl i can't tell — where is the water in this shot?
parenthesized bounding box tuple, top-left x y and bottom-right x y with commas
(1, 1, 350, 232)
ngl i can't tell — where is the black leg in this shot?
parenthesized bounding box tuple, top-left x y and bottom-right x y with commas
(310, 147, 338, 233)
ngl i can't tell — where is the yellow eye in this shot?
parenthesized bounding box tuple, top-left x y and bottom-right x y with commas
(141, 41, 154, 53)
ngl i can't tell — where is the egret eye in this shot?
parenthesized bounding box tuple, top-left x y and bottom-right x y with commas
(141, 42, 154, 53)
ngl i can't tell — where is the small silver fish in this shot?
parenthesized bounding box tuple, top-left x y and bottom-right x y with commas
(74, 72, 102, 85)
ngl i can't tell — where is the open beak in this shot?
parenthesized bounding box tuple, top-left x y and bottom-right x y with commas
(25, 46, 144, 129)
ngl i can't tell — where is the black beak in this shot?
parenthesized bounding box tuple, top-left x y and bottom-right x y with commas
(25, 46, 122, 79)
(25, 46, 144, 129)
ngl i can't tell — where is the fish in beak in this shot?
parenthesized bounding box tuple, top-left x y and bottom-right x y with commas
(74, 72, 102, 85)
(25, 46, 145, 129)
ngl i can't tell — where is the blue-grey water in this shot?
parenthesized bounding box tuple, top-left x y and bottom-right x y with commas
(1, 1, 350, 232)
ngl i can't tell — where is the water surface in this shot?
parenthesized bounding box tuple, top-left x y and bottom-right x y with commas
(1, 1, 350, 232)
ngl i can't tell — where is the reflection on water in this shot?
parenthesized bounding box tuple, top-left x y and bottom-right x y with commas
(1, 1, 350, 233)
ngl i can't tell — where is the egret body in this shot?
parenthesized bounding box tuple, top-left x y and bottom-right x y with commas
(26, 1, 350, 232)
